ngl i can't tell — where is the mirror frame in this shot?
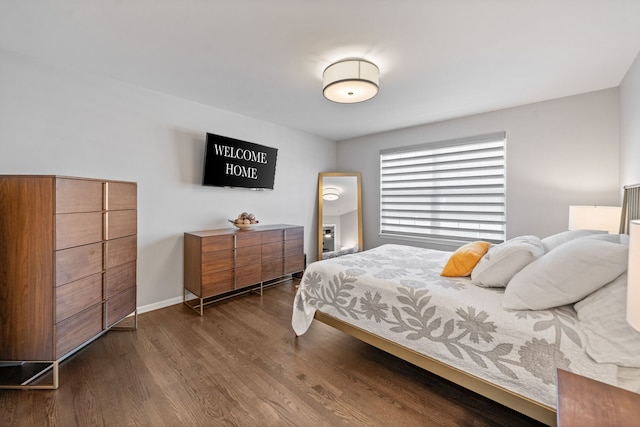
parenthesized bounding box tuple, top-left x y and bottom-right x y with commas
(317, 172, 363, 260)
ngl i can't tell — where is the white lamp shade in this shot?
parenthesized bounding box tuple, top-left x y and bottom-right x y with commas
(628, 220, 640, 332)
(568, 205, 622, 234)
(323, 59, 379, 103)
(322, 186, 340, 201)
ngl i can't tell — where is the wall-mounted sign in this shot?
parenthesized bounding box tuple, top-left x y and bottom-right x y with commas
(202, 132, 278, 190)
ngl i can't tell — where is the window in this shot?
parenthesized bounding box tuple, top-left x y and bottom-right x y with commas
(380, 132, 506, 244)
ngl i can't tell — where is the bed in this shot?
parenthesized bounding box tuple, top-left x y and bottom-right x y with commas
(292, 186, 640, 426)
(322, 245, 359, 259)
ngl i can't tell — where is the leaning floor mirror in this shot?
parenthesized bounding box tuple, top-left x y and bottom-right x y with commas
(317, 172, 363, 260)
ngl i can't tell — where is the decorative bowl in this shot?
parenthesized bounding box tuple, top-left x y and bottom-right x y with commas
(233, 223, 254, 231)
(229, 214, 258, 230)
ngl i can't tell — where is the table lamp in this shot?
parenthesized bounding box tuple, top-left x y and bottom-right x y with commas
(568, 205, 622, 234)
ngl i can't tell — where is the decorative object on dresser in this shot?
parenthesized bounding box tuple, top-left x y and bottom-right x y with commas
(228, 211, 259, 230)
(0, 175, 138, 389)
(183, 224, 304, 315)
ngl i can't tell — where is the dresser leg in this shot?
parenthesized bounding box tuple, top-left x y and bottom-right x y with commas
(0, 360, 59, 390)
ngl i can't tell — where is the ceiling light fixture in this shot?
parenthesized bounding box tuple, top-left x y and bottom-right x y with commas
(322, 186, 340, 201)
(322, 59, 379, 104)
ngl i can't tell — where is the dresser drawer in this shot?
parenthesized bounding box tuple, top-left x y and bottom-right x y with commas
(106, 287, 136, 327)
(262, 259, 283, 281)
(202, 235, 234, 252)
(202, 249, 234, 274)
(56, 212, 103, 250)
(236, 245, 261, 266)
(236, 232, 262, 247)
(56, 273, 103, 323)
(56, 178, 103, 214)
(285, 227, 304, 241)
(56, 242, 104, 286)
(262, 230, 284, 244)
(236, 263, 262, 288)
(106, 235, 137, 269)
(106, 210, 137, 240)
(55, 303, 103, 359)
(105, 260, 136, 299)
(106, 182, 137, 211)
(284, 239, 303, 258)
(262, 242, 283, 261)
(202, 269, 235, 296)
(284, 255, 305, 275)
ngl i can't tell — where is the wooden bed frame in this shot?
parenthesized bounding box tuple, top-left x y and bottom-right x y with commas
(313, 311, 557, 426)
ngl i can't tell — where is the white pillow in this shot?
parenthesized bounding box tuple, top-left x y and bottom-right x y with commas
(541, 229, 606, 252)
(584, 233, 629, 245)
(574, 273, 640, 367)
(503, 235, 629, 310)
(471, 235, 544, 288)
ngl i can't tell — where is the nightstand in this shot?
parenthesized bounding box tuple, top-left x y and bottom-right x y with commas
(557, 369, 640, 426)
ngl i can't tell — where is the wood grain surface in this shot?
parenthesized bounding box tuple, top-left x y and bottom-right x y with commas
(557, 368, 640, 426)
(0, 280, 544, 427)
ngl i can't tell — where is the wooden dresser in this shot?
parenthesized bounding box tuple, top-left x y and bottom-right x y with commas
(0, 175, 137, 389)
(183, 224, 304, 315)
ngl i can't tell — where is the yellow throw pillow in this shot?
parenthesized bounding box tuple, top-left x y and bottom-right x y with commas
(441, 241, 491, 277)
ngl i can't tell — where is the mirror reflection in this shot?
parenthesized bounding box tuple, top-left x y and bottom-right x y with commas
(317, 172, 363, 260)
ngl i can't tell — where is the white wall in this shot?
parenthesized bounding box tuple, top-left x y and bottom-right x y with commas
(340, 210, 359, 250)
(0, 50, 336, 310)
(620, 52, 640, 186)
(337, 89, 621, 251)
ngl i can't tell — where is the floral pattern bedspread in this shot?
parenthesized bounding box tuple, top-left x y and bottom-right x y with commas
(292, 244, 617, 408)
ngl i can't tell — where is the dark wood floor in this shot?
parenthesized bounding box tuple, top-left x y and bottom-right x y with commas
(0, 280, 545, 427)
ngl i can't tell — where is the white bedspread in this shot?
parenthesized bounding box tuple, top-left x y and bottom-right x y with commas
(292, 244, 618, 408)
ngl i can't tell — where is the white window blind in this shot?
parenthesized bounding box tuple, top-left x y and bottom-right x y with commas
(380, 132, 506, 244)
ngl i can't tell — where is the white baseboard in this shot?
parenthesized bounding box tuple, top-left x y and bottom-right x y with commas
(136, 296, 183, 314)
(135, 277, 294, 315)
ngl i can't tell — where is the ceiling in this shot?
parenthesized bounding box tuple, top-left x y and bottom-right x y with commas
(2, 1, 640, 141)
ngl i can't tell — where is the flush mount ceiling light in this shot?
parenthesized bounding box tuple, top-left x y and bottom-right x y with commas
(322, 186, 340, 201)
(322, 59, 379, 103)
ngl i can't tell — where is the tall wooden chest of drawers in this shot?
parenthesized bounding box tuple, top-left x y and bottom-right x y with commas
(0, 175, 137, 389)
(183, 224, 304, 315)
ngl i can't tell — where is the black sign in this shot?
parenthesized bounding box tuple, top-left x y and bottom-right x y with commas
(202, 133, 278, 190)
